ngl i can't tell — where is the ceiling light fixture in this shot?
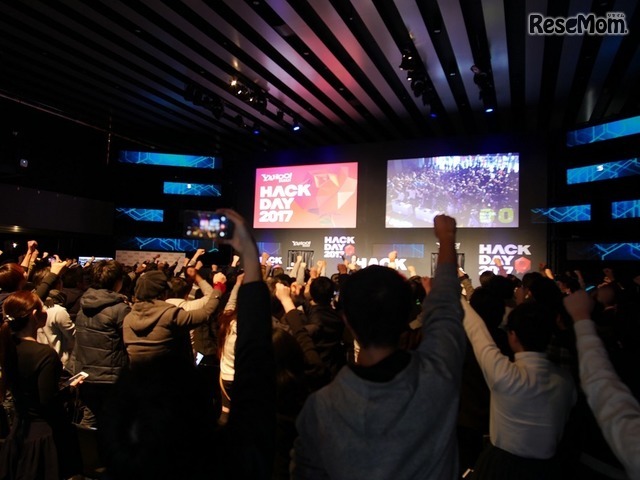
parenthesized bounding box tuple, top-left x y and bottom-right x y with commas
(399, 50, 416, 70)
(471, 64, 497, 113)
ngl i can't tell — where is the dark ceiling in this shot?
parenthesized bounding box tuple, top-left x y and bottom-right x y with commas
(0, 0, 639, 159)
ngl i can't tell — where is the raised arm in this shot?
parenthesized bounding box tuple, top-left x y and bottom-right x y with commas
(564, 290, 640, 479)
(216, 208, 276, 478)
(417, 215, 465, 372)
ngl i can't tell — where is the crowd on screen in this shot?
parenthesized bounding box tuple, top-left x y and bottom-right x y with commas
(387, 156, 519, 227)
(0, 210, 639, 480)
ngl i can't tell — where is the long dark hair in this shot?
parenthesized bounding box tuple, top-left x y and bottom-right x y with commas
(0, 290, 43, 400)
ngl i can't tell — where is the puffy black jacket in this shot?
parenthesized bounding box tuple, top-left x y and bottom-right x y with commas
(73, 288, 130, 383)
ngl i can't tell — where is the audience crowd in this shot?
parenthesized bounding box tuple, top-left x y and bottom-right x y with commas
(387, 155, 518, 227)
(0, 211, 639, 480)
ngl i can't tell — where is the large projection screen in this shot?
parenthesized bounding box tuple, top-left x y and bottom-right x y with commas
(254, 162, 358, 228)
(386, 153, 519, 228)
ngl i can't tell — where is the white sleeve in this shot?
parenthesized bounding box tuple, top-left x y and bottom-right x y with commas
(461, 298, 514, 390)
(574, 319, 640, 479)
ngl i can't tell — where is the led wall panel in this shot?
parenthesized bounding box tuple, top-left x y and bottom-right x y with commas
(115, 208, 164, 222)
(386, 153, 519, 228)
(566, 158, 640, 184)
(612, 199, 640, 219)
(567, 242, 640, 261)
(118, 151, 220, 169)
(531, 205, 591, 223)
(163, 182, 221, 197)
(117, 237, 201, 251)
(566, 115, 640, 146)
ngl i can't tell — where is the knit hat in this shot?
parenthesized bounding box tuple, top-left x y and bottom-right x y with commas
(135, 270, 169, 301)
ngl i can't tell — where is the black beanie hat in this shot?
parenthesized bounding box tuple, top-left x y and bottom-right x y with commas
(135, 270, 169, 301)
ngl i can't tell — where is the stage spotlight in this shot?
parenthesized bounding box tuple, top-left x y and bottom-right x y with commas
(399, 50, 416, 70)
(426, 101, 444, 118)
(252, 123, 261, 135)
(483, 98, 496, 113)
(255, 93, 268, 114)
(292, 119, 301, 132)
(207, 97, 224, 120)
(411, 76, 426, 97)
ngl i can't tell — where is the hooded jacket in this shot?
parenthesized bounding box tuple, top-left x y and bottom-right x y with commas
(123, 290, 222, 367)
(74, 288, 131, 383)
(292, 265, 465, 480)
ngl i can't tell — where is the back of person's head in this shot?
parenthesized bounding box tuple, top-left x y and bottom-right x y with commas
(557, 274, 580, 293)
(91, 260, 124, 290)
(101, 357, 215, 480)
(167, 277, 191, 299)
(273, 273, 293, 287)
(2, 290, 43, 334)
(479, 270, 496, 287)
(0, 263, 26, 293)
(271, 266, 285, 278)
(527, 276, 564, 315)
(469, 286, 505, 331)
(134, 270, 169, 302)
(62, 265, 84, 289)
(521, 271, 543, 290)
(486, 275, 516, 302)
(31, 265, 52, 288)
(340, 265, 412, 348)
(310, 276, 336, 306)
(506, 274, 522, 289)
(505, 302, 555, 352)
(1, 290, 45, 399)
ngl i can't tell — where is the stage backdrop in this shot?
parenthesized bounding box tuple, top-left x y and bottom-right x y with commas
(239, 133, 548, 284)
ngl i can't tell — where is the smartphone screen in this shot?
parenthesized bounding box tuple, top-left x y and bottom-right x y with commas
(195, 352, 204, 365)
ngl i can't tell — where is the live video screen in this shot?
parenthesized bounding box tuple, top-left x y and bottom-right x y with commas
(386, 153, 519, 228)
(254, 162, 358, 228)
(183, 210, 228, 239)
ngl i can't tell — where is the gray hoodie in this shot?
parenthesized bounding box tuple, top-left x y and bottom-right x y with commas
(292, 265, 465, 480)
(123, 290, 222, 366)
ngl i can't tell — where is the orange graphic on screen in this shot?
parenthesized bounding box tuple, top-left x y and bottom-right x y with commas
(254, 163, 358, 228)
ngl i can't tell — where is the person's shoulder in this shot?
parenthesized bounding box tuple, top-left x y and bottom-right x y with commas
(19, 340, 59, 362)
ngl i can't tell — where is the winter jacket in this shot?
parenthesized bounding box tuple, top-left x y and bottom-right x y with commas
(73, 288, 130, 383)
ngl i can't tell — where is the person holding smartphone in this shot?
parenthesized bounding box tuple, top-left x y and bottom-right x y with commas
(104, 209, 276, 480)
(0, 290, 81, 479)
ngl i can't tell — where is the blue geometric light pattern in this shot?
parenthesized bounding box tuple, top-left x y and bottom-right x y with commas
(163, 182, 222, 197)
(118, 151, 220, 169)
(115, 208, 164, 222)
(531, 205, 591, 223)
(593, 243, 640, 261)
(566, 158, 640, 184)
(257, 242, 281, 257)
(612, 200, 640, 219)
(117, 237, 201, 252)
(567, 115, 640, 146)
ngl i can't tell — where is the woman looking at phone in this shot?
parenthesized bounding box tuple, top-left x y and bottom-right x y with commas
(0, 290, 80, 479)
